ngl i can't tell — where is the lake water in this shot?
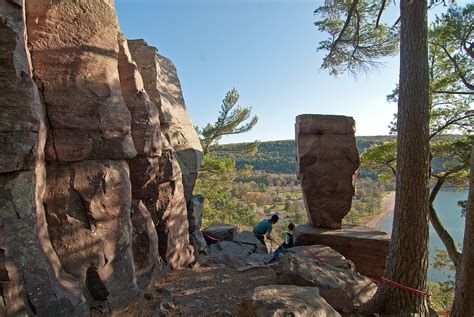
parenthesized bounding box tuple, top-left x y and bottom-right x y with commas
(378, 189, 468, 282)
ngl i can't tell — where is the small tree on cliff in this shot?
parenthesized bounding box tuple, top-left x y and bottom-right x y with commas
(315, 0, 431, 314)
(195, 88, 260, 227)
(199, 88, 259, 156)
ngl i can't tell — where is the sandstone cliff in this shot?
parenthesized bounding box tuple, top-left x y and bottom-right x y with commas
(0, 0, 202, 314)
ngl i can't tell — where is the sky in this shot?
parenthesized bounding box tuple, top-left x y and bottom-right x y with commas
(115, 0, 462, 143)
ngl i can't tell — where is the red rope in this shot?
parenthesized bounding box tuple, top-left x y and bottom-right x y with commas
(304, 247, 325, 262)
(201, 231, 219, 241)
(370, 277, 430, 300)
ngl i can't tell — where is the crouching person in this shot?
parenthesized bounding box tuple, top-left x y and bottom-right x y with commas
(253, 214, 279, 252)
(272, 222, 295, 258)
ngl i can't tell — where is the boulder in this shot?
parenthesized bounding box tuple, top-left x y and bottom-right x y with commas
(239, 285, 341, 317)
(44, 160, 139, 309)
(275, 246, 377, 314)
(295, 114, 360, 229)
(294, 224, 390, 278)
(202, 223, 240, 243)
(128, 39, 203, 204)
(26, 0, 136, 161)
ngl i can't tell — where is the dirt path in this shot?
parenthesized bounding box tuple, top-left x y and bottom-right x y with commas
(112, 265, 276, 316)
(364, 191, 395, 229)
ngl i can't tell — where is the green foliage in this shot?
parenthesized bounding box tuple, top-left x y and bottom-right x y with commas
(428, 249, 456, 310)
(198, 88, 259, 155)
(361, 141, 397, 181)
(428, 282, 455, 311)
(314, 0, 399, 75)
(344, 177, 386, 224)
(195, 156, 256, 228)
(429, 5, 474, 94)
(216, 136, 396, 176)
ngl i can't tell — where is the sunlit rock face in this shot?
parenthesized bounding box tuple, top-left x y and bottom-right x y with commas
(44, 160, 139, 308)
(0, 1, 88, 315)
(119, 37, 195, 270)
(24, 0, 140, 310)
(1, 0, 201, 313)
(296, 114, 360, 229)
(26, 0, 136, 161)
(127, 39, 203, 204)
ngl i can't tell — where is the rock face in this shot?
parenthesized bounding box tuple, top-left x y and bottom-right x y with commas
(188, 195, 206, 258)
(295, 114, 360, 229)
(275, 246, 377, 314)
(239, 285, 341, 317)
(127, 39, 203, 204)
(26, 0, 136, 162)
(294, 224, 390, 278)
(0, 0, 202, 314)
(1, 1, 88, 315)
(44, 160, 139, 308)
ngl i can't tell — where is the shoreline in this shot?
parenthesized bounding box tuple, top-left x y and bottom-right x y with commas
(364, 191, 395, 229)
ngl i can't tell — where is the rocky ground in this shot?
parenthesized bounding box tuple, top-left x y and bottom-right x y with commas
(112, 265, 277, 316)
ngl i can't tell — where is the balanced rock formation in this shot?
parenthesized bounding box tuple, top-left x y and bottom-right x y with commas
(239, 285, 341, 317)
(296, 114, 360, 229)
(1, 0, 202, 314)
(294, 224, 390, 278)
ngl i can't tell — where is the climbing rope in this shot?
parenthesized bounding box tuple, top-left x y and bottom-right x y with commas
(370, 277, 431, 302)
(303, 247, 325, 262)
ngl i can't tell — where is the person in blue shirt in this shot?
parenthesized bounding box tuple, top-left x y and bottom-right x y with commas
(253, 214, 279, 247)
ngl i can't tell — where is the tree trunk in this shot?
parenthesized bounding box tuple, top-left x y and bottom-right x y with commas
(361, 0, 431, 314)
(451, 144, 474, 316)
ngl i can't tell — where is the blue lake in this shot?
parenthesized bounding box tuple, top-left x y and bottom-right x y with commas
(378, 189, 468, 282)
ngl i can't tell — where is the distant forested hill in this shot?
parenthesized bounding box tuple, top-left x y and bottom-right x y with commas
(215, 136, 396, 174)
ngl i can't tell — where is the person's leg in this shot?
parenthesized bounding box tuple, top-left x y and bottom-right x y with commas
(255, 234, 265, 247)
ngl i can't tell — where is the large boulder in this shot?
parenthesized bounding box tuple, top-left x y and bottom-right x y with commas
(127, 39, 203, 204)
(294, 224, 390, 278)
(26, 0, 136, 161)
(44, 160, 139, 308)
(295, 114, 360, 229)
(202, 223, 240, 243)
(275, 246, 377, 314)
(239, 285, 341, 317)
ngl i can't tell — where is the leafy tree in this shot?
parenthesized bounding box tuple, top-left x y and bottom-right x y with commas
(195, 88, 260, 228)
(357, 4, 473, 314)
(198, 88, 259, 155)
(451, 145, 474, 316)
(315, 0, 432, 313)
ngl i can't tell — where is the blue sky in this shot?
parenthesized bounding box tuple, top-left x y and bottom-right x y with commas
(115, 0, 459, 143)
